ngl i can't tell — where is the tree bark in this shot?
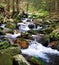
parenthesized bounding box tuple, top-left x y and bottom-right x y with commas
(12, 0, 15, 15)
(16, 0, 19, 13)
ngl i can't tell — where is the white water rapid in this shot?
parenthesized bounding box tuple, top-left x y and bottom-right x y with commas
(21, 40, 59, 63)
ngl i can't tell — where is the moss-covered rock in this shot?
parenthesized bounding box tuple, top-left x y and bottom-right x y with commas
(28, 56, 45, 65)
(50, 28, 59, 41)
(0, 41, 9, 50)
(0, 53, 12, 65)
(0, 47, 21, 56)
(13, 54, 31, 65)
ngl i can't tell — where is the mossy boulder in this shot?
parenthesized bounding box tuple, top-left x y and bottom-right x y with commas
(0, 53, 12, 65)
(0, 46, 21, 65)
(13, 54, 30, 65)
(0, 41, 9, 50)
(28, 56, 45, 65)
(50, 28, 59, 41)
(0, 47, 21, 56)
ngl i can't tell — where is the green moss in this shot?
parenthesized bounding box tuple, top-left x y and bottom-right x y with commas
(28, 30, 37, 34)
(50, 29, 59, 40)
(0, 53, 12, 65)
(44, 27, 54, 34)
(29, 56, 45, 65)
(6, 23, 16, 29)
(0, 47, 21, 56)
(0, 41, 9, 50)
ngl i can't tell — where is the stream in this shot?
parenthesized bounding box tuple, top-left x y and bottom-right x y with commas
(1, 18, 59, 65)
(21, 40, 59, 65)
(19, 18, 59, 65)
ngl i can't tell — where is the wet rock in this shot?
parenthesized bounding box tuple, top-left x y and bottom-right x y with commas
(0, 47, 21, 56)
(32, 34, 49, 47)
(47, 54, 59, 65)
(28, 24, 34, 29)
(48, 41, 57, 49)
(14, 39, 29, 49)
(56, 41, 59, 50)
(13, 54, 31, 65)
(21, 33, 32, 39)
(14, 30, 19, 34)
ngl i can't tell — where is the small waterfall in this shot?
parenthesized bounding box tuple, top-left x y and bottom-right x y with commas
(21, 40, 59, 63)
(18, 18, 59, 64)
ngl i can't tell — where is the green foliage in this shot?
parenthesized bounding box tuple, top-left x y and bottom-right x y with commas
(38, 9, 49, 17)
(30, 56, 45, 65)
(6, 23, 16, 29)
(50, 29, 59, 40)
(0, 2, 6, 8)
(0, 41, 9, 50)
(43, 27, 54, 34)
(0, 47, 20, 56)
(19, 61, 27, 65)
(13, 13, 21, 23)
(8, 44, 18, 47)
(28, 30, 37, 34)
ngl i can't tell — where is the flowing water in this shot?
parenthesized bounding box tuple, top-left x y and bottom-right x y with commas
(20, 18, 59, 65)
(21, 40, 59, 63)
(18, 18, 42, 32)
(1, 18, 59, 65)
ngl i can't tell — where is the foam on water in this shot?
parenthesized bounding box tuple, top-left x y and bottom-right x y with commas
(21, 40, 59, 62)
(5, 33, 21, 39)
(19, 18, 59, 62)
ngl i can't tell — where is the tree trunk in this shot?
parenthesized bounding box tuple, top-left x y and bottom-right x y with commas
(55, 0, 58, 11)
(16, 0, 19, 13)
(12, 0, 15, 15)
(7, 0, 10, 11)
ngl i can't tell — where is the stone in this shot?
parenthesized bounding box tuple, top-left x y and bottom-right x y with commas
(14, 39, 29, 49)
(0, 47, 21, 56)
(0, 53, 12, 65)
(48, 41, 57, 49)
(13, 54, 31, 65)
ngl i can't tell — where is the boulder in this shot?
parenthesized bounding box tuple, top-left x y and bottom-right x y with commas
(0, 47, 21, 56)
(0, 53, 12, 65)
(0, 47, 21, 65)
(32, 34, 49, 47)
(13, 54, 31, 65)
(48, 41, 57, 49)
(14, 38, 29, 49)
(28, 56, 45, 65)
